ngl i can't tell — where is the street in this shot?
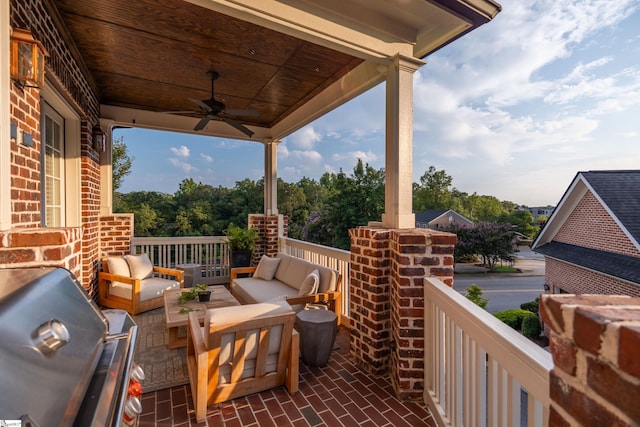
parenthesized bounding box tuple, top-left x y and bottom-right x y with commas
(453, 247, 546, 313)
(453, 275, 545, 313)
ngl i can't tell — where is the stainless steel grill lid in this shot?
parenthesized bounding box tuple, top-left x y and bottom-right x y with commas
(0, 267, 109, 426)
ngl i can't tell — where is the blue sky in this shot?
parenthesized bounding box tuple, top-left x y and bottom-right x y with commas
(116, 0, 640, 207)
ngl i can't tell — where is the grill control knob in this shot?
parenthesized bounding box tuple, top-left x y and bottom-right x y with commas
(122, 395, 142, 425)
(130, 363, 145, 382)
(33, 319, 70, 354)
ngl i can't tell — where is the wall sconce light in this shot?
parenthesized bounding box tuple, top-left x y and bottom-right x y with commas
(543, 284, 550, 292)
(92, 124, 106, 152)
(10, 28, 48, 89)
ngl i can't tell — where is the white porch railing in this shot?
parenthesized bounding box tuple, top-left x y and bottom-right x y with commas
(424, 277, 553, 427)
(279, 237, 351, 319)
(131, 236, 230, 285)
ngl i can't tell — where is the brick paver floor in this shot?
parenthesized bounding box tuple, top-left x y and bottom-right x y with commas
(139, 326, 437, 426)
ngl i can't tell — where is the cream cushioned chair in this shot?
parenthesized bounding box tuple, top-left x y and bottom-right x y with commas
(97, 254, 184, 315)
(186, 300, 299, 422)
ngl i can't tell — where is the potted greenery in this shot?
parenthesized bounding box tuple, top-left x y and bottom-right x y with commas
(225, 223, 259, 268)
(178, 284, 210, 304)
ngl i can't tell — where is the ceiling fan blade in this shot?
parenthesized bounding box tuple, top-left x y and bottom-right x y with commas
(224, 109, 259, 117)
(222, 117, 254, 137)
(194, 117, 211, 131)
(189, 98, 213, 112)
(160, 110, 200, 114)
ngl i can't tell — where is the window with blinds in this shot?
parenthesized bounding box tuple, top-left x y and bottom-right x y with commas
(42, 105, 65, 227)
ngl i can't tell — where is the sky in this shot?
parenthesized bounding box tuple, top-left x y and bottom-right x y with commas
(116, 0, 640, 207)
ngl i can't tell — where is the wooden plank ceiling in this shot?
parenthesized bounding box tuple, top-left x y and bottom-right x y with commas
(52, 0, 362, 130)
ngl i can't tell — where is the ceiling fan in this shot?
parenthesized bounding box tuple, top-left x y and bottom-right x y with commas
(166, 71, 258, 137)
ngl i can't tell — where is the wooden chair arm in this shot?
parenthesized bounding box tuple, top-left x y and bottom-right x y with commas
(187, 312, 208, 355)
(286, 291, 341, 306)
(98, 271, 138, 285)
(153, 266, 184, 285)
(230, 266, 257, 280)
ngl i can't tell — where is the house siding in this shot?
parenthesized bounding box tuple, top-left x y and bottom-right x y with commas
(546, 258, 640, 298)
(7, 0, 104, 293)
(554, 191, 640, 258)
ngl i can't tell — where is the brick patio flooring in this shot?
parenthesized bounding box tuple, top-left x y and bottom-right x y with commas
(139, 326, 437, 426)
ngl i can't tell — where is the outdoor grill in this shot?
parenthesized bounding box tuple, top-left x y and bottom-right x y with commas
(0, 267, 144, 427)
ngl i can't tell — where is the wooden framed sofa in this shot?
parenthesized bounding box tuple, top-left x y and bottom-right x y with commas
(230, 253, 342, 324)
(186, 301, 299, 422)
(98, 254, 184, 315)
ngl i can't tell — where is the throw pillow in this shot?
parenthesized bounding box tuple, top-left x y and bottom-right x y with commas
(253, 255, 281, 280)
(124, 253, 154, 280)
(106, 256, 131, 286)
(298, 269, 319, 296)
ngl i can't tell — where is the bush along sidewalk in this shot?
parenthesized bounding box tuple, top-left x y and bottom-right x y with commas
(493, 298, 546, 345)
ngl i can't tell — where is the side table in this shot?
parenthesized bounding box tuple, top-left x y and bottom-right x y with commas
(295, 309, 337, 367)
(176, 263, 201, 288)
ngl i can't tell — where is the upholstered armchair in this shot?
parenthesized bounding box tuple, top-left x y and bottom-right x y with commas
(98, 254, 184, 315)
(186, 301, 299, 422)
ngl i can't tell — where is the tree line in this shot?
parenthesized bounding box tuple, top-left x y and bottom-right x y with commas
(113, 139, 545, 253)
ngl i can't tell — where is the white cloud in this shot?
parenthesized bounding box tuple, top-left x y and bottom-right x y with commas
(200, 153, 213, 162)
(331, 150, 378, 164)
(290, 126, 322, 149)
(170, 145, 190, 157)
(169, 158, 197, 173)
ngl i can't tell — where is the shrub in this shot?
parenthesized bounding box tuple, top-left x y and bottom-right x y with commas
(465, 284, 488, 309)
(520, 299, 539, 315)
(522, 313, 542, 339)
(494, 309, 533, 330)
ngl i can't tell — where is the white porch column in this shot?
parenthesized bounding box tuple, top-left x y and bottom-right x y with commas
(380, 54, 424, 229)
(263, 139, 280, 215)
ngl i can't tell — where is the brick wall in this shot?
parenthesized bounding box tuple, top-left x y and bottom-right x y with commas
(555, 191, 640, 258)
(546, 258, 640, 297)
(349, 226, 456, 399)
(540, 294, 640, 426)
(7, 0, 104, 290)
(99, 214, 134, 257)
(0, 228, 82, 280)
(9, 86, 42, 228)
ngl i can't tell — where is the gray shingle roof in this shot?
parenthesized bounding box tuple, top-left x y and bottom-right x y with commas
(535, 241, 640, 285)
(415, 209, 449, 224)
(582, 170, 640, 244)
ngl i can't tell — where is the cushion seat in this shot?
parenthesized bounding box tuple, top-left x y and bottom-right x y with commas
(109, 277, 181, 301)
(231, 277, 299, 304)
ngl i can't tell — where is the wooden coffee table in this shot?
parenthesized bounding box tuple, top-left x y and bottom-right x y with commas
(164, 285, 240, 349)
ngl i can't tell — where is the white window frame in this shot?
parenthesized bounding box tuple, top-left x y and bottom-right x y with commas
(40, 84, 81, 227)
(1, 1, 11, 230)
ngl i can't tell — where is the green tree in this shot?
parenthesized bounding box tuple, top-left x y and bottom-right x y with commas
(465, 284, 488, 309)
(112, 136, 133, 191)
(306, 160, 384, 249)
(413, 166, 452, 211)
(278, 179, 309, 240)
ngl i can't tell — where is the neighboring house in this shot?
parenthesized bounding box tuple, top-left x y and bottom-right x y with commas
(532, 170, 640, 297)
(518, 205, 555, 221)
(415, 209, 473, 230)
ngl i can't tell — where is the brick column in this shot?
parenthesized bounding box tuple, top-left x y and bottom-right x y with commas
(390, 228, 455, 399)
(540, 294, 640, 426)
(248, 214, 288, 263)
(349, 225, 455, 399)
(349, 226, 391, 375)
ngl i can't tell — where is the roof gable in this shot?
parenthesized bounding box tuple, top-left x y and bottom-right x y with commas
(533, 170, 640, 251)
